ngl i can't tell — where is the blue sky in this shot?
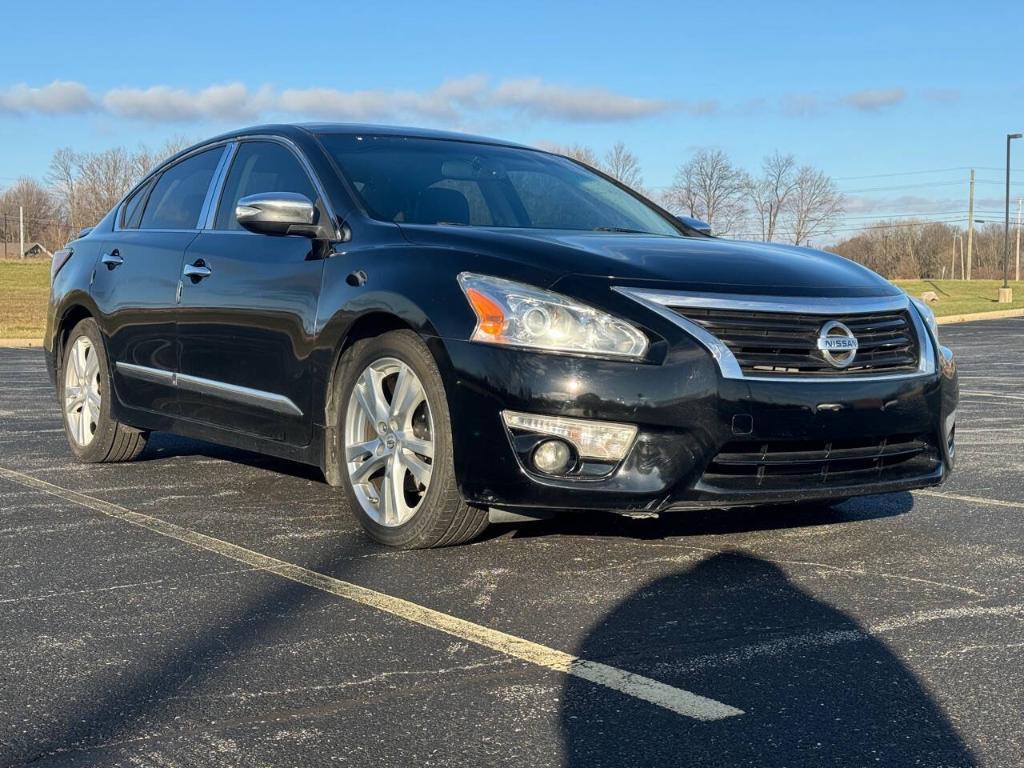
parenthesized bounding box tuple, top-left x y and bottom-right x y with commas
(1, 0, 1021, 234)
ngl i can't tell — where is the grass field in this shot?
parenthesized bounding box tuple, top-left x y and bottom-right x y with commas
(0, 259, 50, 340)
(2, 260, 1023, 340)
(896, 279, 1024, 316)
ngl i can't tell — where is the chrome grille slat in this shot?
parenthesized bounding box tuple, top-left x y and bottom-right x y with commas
(678, 307, 919, 377)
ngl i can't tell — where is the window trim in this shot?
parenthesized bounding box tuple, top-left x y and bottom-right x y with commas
(202, 135, 339, 237)
(119, 176, 157, 230)
(113, 141, 232, 234)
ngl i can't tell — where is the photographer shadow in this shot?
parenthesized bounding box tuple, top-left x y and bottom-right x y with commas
(562, 551, 976, 767)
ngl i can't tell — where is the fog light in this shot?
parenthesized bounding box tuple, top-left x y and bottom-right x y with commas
(502, 410, 638, 461)
(533, 439, 573, 474)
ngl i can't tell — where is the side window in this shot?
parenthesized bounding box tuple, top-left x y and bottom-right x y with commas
(140, 148, 223, 230)
(120, 177, 155, 229)
(214, 142, 317, 230)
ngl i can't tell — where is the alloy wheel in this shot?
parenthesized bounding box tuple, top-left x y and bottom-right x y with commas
(344, 357, 434, 527)
(64, 336, 101, 447)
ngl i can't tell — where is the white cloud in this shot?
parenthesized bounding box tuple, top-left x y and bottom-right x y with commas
(842, 88, 906, 112)
(0, 81, 95, 115)
(0, 75, 679, 126)
(278, 75, 488, 122)
(490, 77, 674, 121)
(103, 83, 273, 122)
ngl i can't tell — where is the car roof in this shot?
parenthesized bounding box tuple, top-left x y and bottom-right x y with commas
(202, 123, 533, 150)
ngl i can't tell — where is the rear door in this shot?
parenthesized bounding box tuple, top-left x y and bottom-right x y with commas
(91, 145, 227, 415)
(176, 139, 327, 445)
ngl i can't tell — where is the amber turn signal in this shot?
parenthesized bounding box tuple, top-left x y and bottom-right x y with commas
(465, 287, 506, 336)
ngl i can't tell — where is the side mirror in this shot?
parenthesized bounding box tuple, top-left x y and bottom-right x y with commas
(676, 215, 712, 236)
(236, 192, 319, 236)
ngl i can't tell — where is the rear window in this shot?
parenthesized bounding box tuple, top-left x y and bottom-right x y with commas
(140, 147, 223, 230)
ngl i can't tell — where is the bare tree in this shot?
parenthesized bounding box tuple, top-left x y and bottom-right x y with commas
(602, 141, 645, 192)
(666, 149, 749, 236)
(785, 166, 844, 245)
(555, 143, 600, 168)
(747, 152, 798, 241)
(133, 135, 193, 179)
(46, 148, 80, 238)
(0, 178, 59, 255)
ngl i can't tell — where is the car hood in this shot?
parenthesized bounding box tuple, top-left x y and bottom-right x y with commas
(397, 225, 899, 298)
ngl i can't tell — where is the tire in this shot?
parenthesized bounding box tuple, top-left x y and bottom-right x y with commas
(333, 329, 488, 548)
(59, 318, 148, 463)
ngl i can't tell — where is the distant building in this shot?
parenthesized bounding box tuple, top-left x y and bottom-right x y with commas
(1, 241, 52, 258)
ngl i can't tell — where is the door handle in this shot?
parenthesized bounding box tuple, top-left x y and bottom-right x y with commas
(183, 260, 212, 281)
(101, 250, 123, 269)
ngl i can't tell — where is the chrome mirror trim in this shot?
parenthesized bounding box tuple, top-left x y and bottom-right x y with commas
(235, 191, 317, 234)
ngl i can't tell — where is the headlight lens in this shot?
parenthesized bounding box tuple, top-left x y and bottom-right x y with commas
(458, 273, 649, 359)
(910, 297, 939, 341)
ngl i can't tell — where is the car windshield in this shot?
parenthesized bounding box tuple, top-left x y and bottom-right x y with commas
(317, 134, 682, 237)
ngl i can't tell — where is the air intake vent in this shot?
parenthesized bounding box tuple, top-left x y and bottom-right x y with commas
(702, 434, 940, 491)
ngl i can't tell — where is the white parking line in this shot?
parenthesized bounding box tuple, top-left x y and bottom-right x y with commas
(959, 390, 1024, 402)
(0, 464, 742, 722)
(914, 489, 1024, 510)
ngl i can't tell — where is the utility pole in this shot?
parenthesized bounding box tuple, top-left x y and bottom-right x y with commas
(966, 169, 975, 280)
(1016, 198, 1022, 283)
(1002, 133, 1022, 302)
(952, 233, 965, 279)
(18, 205, 24, 260)
(2, 212, 7, 259)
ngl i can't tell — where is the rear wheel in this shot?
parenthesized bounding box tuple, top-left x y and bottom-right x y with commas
(335, 330, 488, 548)
(60, 319, 148, 463)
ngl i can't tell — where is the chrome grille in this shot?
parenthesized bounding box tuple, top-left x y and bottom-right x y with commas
(674, 308, 919, 377)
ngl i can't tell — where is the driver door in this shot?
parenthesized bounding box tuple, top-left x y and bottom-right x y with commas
(176, 140, 327, 445)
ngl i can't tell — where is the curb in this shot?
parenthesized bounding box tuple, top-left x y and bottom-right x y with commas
(0, 338, 42, 348)
(936, 308, 1024, 325)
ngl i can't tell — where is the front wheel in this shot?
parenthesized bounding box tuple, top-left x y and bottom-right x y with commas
(334, 330, 488, 548)
(60, 318, 148, 463)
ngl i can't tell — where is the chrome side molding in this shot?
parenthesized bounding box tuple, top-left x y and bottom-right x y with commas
(614, 287, 937, 383)
(114, 362, 303, 417)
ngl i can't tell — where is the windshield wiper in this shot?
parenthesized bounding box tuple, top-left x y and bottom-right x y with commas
(592, 226, 651, 234)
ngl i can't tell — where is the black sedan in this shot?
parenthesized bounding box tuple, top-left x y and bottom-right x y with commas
(44, 124, 958, 547)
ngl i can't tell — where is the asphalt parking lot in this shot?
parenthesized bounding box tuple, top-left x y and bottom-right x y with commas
(1, 318, 1022, 767)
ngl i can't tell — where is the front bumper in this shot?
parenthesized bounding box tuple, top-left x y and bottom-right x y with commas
(432, 336, 957, 513)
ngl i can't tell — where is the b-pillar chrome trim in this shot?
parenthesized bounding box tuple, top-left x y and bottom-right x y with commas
(613, 288, 937, 383)
(115, 362, 303, 416)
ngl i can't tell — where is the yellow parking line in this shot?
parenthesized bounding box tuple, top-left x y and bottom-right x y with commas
(0, 464, 742, 722)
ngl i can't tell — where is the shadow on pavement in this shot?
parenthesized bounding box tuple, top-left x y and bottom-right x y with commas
(561, 551, 976, 767)
(493, 491, 914, 541)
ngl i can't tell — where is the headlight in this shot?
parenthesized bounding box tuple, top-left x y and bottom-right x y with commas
(458, 273, 649, 359)
(910, 297, 939, 341)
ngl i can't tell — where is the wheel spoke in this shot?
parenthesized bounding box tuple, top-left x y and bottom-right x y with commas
(355, 369, 388, 427)
(77, 402, 90, 443)
(402, 450, 432, 487)
(351, 451, 388, 483)
(346, 438, 381, 462)
(71, 341, 86, 378)
(84, 348, 99, 379)
(64, 384, 83, 407)
(385, 455, 408, 524)
(389, 365, 424, 423)
(86, 387, 102, 413)
(381, 459, 398, 524)
(401, 435, 434, 459)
